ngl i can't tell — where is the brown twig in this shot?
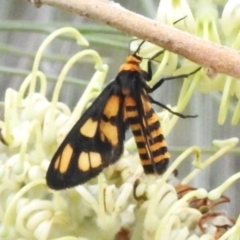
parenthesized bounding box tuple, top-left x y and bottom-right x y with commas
(28, 0, 240, 79)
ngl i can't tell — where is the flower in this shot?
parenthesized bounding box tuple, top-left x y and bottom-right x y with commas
(0, 1, 240, 239)
(155, 0, 240, 125)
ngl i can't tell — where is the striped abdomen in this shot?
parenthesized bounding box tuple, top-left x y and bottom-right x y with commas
(125, 95, 169, 174)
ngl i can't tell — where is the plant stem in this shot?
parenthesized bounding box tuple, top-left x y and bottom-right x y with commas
(27, 0, 240, 78)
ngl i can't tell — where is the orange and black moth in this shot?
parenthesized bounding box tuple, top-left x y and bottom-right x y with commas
(46, 42, 198, 190)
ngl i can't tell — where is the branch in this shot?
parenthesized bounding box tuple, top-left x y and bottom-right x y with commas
(29, 0, 240, 79)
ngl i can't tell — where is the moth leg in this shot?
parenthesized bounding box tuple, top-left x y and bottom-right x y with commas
(148, 95, 198, 119)
(148, 67, 201, 92)
(143, 50, 166, 81)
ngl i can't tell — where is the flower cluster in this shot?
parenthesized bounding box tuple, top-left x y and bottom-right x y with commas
(146, 0, 240, 125)
(0, 0, 240, 239)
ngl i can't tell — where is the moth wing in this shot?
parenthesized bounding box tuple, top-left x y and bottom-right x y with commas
(46, 83, 125, 190)
(126, 91, 169, 175)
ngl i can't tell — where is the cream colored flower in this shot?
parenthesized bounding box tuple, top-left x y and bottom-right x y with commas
(0, 1, 240, 239)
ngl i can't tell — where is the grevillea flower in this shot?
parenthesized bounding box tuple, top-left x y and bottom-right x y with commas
(0, 1, 240, 239)
(154, 0, 240, 126)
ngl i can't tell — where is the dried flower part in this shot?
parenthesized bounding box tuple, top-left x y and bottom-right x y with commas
(174, 184, 235, 239)
(198, 212, 235, 238)
(175, 184, 230, 213)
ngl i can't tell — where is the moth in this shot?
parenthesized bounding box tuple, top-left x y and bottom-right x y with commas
(46, 41, 199, 190)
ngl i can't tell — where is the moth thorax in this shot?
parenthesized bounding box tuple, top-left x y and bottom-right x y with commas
(126, 55, 141, 64)
(119, 55, 142, 72)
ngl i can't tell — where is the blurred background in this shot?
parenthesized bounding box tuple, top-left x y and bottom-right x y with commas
(1, 0, 240, 217)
